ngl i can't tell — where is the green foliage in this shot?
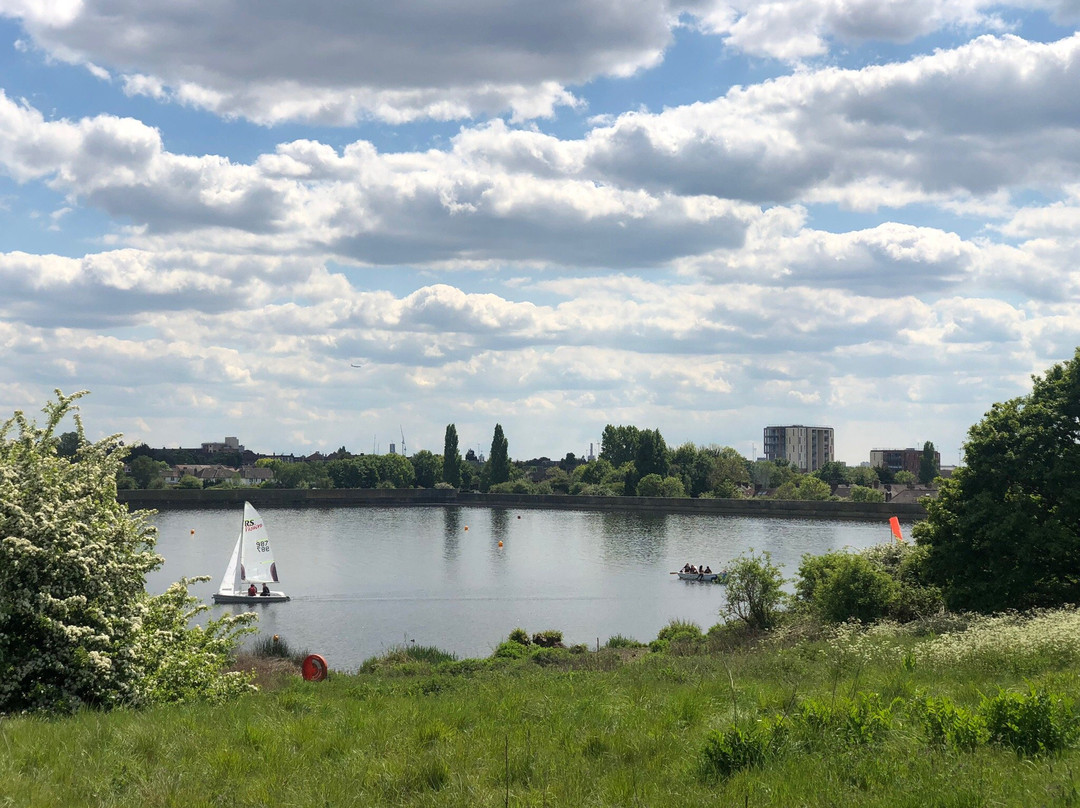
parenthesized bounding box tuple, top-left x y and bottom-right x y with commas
(634, 428, 668, 482)
(849, 484, 884, 502)
(774, 475, 832, 501)
(0, 391, 162, 712)
(916, 347, 1080, 612)
(813, 460, 849, 489)
(917, 696, 987, 751)
(409, 449, 442, 488)
(0, 391, 253, 713)
(894, 470, 916, 485)
(135, 579, 256, 705)
(697, 721, 776, 780)
(919, 441, 939, 484)
(635, 473, 664, 496)
(599, 424, 641, 467)
(814, 554, 897, 624)
(482, 423, 510, 491)
(442, 424, 461, 488)
(650, 619, 705, 654)
(604, 634, 644, 649)
(507, 627, 531, 645)
(176, 474, 203, 489)
(723, 550, 786, 630)
(797, 544, 943, 624)
(129, 454, 169, 489)
(981, 686, 1076, 756)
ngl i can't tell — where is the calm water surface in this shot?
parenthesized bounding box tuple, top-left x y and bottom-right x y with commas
(147, 505, 896, 669)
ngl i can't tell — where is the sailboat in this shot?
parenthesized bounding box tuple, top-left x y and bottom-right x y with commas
(212, 501, 290, 603)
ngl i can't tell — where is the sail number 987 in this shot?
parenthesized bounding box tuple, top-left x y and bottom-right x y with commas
(256, 540, 271, 553)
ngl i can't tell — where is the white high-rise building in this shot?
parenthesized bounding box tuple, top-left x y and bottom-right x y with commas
(762, 425, 834, 473)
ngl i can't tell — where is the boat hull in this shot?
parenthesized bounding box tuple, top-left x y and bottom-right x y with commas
(676, 572, 725, 583)
(212, 592, 290, 604)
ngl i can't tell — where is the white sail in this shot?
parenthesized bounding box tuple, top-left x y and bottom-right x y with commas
(239, 502, 280, 584)
(216, 533, 243, 596)
(211, 501, 289, 603)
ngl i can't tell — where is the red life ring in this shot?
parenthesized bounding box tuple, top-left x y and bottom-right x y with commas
(302, 653, 328, 681)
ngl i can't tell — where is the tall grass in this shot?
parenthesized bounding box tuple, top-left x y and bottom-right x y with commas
(4, 610, 1080, 805)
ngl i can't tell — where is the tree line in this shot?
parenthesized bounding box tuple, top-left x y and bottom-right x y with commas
(108, 420, 941, 501)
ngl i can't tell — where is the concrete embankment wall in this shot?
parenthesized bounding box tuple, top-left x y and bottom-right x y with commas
(118, 488, 926, 521)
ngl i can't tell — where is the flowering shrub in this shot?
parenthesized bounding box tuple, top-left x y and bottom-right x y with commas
(0, 391, 253, 713)
(918, 608, 1080, 674)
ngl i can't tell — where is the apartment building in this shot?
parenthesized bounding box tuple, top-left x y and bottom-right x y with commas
(763, 425, 834, 473)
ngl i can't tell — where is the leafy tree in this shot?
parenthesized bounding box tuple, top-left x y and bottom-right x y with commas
(722, 550, 786, 630)
(176, 474, 203, 489)
(848, 465, 880, 487)
(813, 461, 849, 490)
(850, 484, 885, 503)
(708, 446, 751, 495)
(874, 464, 896, 484)
(812, 554, 896, 624)
(749, 458, 797, 491)
(56, 430, 81, 457)
(130, 454, 169, 489)
(915, 348, 1080, 612)
(894, 470, 916, 486)
(669, 443, 712, 498)
(483, 423, 511, 491)
(919, 441, 940, 484)
(660, 476, 688, 498)
(599, 424, 641, 467)
(636, 473, 665, 496)
(378, 453, 416, 488)
(0, 391, 252, 712)
(410, 449, 442, 488)
(442, 424, 461, 488)
(635, 428, 668, 479)
(774, 475, 831, 501)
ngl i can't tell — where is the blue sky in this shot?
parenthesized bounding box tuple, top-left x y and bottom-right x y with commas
(1, 1, 1079, 464)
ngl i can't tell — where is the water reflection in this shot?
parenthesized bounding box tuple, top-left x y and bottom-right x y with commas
(442, 506, 461, 561)
(598, 511, 668, 565)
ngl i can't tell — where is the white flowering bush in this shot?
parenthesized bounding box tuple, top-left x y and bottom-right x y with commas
(0, 391, 253, 713)
(917, 608, 1080, 675)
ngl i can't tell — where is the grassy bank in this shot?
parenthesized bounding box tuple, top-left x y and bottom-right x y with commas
(4, 611, 1080, 806)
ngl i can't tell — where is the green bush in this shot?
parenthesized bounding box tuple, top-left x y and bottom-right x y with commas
(697, 720, 782, 781)
(508, 627, 531, 645)
(813, 554, 896, 623)
(917, 696, 987, 751)
(981, 687, 1076, 756)
(723, 550, 787, 630)
(604, 634, 644, 649)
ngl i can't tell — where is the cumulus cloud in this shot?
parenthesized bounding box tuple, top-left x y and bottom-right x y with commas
(581, 34, 1080, 204)
(1, 0, 679, 123)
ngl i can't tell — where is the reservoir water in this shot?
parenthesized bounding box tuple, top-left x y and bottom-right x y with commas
(147, 505, 896, 670)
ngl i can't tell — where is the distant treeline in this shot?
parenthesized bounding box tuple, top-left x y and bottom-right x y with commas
(101, 422, 935, 502)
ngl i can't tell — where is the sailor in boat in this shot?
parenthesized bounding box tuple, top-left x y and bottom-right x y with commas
(247, 583, 257, 597)
(261, 583, 271, 597)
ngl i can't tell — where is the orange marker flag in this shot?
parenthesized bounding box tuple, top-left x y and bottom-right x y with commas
(889, 516, 904, 542)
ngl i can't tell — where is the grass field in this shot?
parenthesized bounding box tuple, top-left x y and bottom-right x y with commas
(4, 611, 1080, 807)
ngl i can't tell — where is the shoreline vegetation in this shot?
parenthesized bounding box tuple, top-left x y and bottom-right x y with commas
(118, 486, 928, 520)
(5, 607, 1080, 806)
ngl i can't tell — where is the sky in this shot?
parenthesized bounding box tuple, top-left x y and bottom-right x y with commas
(1, 1, 1079, 466)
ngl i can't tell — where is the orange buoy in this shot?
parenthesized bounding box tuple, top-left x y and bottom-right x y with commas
(302, 654, 328, 682)
(190, 529, 195, 535)
(498, 541, 503, 547)
(464, 526, 469, 531)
